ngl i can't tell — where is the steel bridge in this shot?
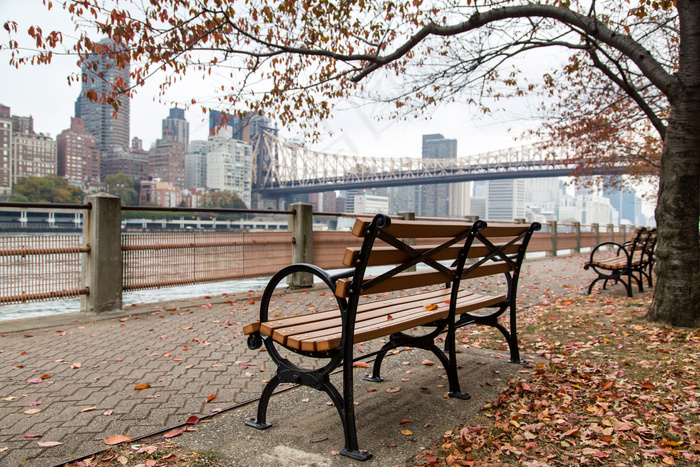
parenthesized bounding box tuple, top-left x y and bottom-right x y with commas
(252, 132, 607, 196)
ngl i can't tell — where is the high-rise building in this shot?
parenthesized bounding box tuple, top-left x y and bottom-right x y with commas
(184, 140, 210, 189)
(150, 129, 185, 189)
(57, 117, 100, 188)
(162, 108, 189, 153)
(419, 134, 461, 217)
(0, 105, 11, 194)
(101, 137, 149, 183)
(74, 38, 130, 169)
(205, 136, 253, 207)
(486, 179, 526, 221)
(9, 113, 56, 184)
(604, 187, 644, 225)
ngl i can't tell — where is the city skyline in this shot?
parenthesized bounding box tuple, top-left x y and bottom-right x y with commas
(0, 0, 542, 161)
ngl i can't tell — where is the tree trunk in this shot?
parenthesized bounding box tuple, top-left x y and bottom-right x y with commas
(648, 0, 700, 327)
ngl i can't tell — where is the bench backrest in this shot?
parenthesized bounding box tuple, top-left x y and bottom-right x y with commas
(336, 215, 540, 304)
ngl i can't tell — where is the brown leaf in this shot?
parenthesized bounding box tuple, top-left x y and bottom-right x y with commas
(186, 415, 199, 425)
(104, 435, 133, 445)
(206, 394, 216, 403)
(134, 383, 150, 390)
(37, 441, 62, 447)
(399, 419, 411, 425)
(163, 427, 184, 439)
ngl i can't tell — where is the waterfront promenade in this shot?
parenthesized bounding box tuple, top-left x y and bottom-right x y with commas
(0, 253, 636, 466)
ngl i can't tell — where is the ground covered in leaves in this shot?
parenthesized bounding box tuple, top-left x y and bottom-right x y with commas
(412, 292, 700, 466)
(65, 291, 700, 467)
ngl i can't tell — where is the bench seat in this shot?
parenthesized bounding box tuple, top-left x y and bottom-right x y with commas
(245, 288, 505, 352)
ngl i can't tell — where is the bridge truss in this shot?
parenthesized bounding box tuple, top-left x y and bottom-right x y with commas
(253, 132, 578, 195)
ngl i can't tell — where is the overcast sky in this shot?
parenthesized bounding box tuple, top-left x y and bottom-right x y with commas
(0, 0, 550, 159)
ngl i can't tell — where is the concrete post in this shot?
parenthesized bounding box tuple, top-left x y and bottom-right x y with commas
(548, 221, 558, 257)
(607, 224, 615, 242)
(621, 224, 627, 243)
(514, 218, 526, 224)
(464, 215, 479, 222)
(573, 222, 581, 253)
(399, 211, 416, 272)
(288, 202, 314, 288)
(592, 223, 600, 246)
(81, 193, 122, 314)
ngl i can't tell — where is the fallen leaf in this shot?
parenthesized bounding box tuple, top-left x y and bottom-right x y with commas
(353, 361, 370, 368)
(421, 359, 435, 366)
(37, 441, 63, 447)
(387, 387, 401, 393)
(24, 408, 41, 414)
(186, 415, 199, 425)
(104, 435, 133, 445)
(103, 409, 113, 416)
(134, 383, 150, 390)
(206, 394, 216, 403)
(425, 304, 438, 311)
(163, 427, 184, 439)
(71, 362, 81, 369)
(26, 378, 43, 384)
(80, 407, 97, 413)
(24, 434, 42, 438)
(399, 419, 412, 425)
(401, 429, 413, 435)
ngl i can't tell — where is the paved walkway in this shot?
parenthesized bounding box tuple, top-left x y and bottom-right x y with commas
(0, 253, 641, 466)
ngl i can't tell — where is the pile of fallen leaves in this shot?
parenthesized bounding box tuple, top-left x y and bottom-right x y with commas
(65, 440, 225, 467)
(412, 293, 700, 466)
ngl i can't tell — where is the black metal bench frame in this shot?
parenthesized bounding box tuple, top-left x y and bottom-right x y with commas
(243, 214, 540, 460)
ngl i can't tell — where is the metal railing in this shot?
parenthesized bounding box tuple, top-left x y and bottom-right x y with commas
(0, 198, 637, 313)
(0, 202, 92, 305)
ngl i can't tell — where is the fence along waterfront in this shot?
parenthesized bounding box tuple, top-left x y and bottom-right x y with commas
(0, 196, 633, 313)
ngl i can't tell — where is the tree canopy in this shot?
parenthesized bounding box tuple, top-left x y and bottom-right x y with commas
(199, 190, 247, 210)
(103, 172, 138, 205)
(10, 175, 85, 204)
(3, 0, 699, 327)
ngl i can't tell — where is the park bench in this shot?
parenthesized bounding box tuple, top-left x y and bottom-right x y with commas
(584, 227, 656, 297)
(242, 214, 541, 460)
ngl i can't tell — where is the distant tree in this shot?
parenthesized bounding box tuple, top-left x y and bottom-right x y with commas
(199, 190, 247, 210)
(103, 173, 138, 205)
(10, 175, 84, 204)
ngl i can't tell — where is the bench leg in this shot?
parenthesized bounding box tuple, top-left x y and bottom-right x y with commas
(362, 347, 389, 383)
(440, 323, 471, 400)
(244, 375, 279, 430)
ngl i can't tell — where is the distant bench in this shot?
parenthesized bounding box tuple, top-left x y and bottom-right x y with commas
(243, 214, 540, 460)
(584, 227, 657, 297)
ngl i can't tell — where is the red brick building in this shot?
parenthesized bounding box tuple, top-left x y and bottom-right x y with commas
(57, 117, 100, 188)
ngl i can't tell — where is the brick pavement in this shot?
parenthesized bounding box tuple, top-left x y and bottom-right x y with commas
(0, 253, 636, 466)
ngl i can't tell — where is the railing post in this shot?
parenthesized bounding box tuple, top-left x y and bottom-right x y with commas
(81, 193, 123, 314)
(621, 224, 627, 243)
(573, 221, 581, 253)
(399, 211, 416, 272)
(607, 224, 615, 243)
(592, 223, 600, 246)
(288, 202, 314, 288)
(548, 221, 558, 257)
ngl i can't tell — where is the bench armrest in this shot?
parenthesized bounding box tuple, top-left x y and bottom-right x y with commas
(584, 241, 631, 269)
(246, 263, 347, 350)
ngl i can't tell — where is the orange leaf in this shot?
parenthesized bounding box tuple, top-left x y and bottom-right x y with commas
(104, 435, 132, 445)
(421, 359, 434, 366)
(661, 440, 683, 447)
(401, 429, 413, 435)
(40, 375, 51, 379)
(399, 419, 411, 425)
(353, 361, 370, 368)
(163, 427, 184, 439)
(134, 383, 150, 390)
(425, 304, 438, 311)
(206, 394, 216, 403)
(601, 381, 613, 391)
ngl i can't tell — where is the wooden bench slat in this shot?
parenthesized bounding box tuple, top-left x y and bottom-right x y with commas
(341, 242, 521, 267)
(266, 289, 465, 346)
(335, 262, 513, 298)
(352, 218, 472, 239)
(299, 292, 507, 352)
